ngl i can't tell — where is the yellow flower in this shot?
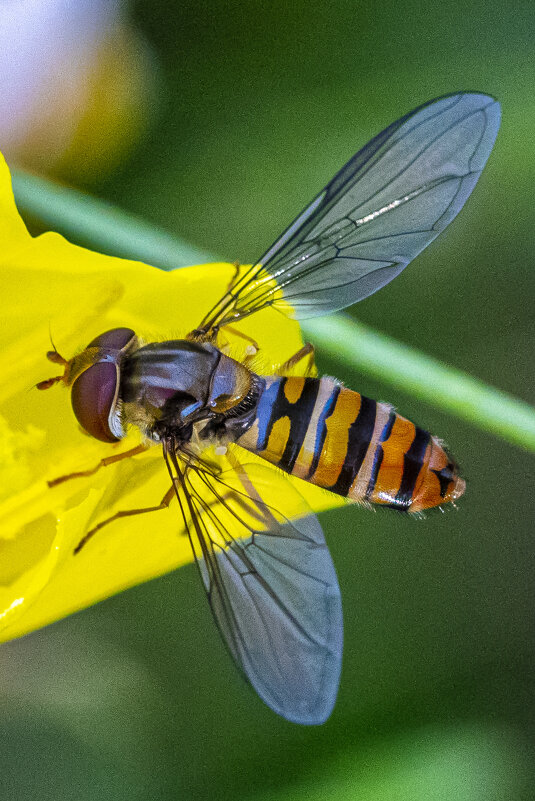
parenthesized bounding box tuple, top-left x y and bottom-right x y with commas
(0, 153, 341, 643)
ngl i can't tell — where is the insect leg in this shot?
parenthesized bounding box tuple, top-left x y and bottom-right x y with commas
(73, 484, 176, 554)
(187, 264, 243, 342)
(227, 261, 242, 289)
(218, 324, 260, 360)
(48, 444, 148, 488)
(278, 342, 315, 375)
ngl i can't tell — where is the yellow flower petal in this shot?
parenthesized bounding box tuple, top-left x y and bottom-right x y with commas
(0, 155, 30, 255)
(0, 152, 343, 642)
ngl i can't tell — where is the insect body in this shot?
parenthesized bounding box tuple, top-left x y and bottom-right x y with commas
(40, 92, 500, 724)
(237, 376, 464, 512)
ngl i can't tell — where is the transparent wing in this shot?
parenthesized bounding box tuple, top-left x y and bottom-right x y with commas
(196, 92, 500, 332)
(163, 443, 343, 724)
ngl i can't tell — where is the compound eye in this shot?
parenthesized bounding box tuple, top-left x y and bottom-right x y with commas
(71, 328, 135, 443)
(85, 327, 136, 352)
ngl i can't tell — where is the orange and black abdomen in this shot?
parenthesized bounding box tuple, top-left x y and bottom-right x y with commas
(238, 376, 465, 511)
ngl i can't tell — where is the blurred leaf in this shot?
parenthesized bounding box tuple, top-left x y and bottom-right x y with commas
(253, 724, 529, 801)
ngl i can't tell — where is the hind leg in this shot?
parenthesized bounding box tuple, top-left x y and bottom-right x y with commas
(279, 342, 315, 375)
(74, 484, 175, 554)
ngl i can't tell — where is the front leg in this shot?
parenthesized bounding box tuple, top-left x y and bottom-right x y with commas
(48, 444, 149, 487)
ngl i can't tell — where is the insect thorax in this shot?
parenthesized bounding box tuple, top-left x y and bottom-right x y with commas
(118, 339, 264, 445)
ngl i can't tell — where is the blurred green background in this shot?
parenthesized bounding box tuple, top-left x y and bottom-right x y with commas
(2, 1, 534, 799)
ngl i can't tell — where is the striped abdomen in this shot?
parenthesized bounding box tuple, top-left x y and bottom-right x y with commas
(237, 376, 465, 512)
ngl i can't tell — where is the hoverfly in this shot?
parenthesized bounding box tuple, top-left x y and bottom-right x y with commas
(39, 93, 500, 724)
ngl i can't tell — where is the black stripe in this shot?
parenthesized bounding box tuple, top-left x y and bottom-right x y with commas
(393, 426, 431, 509)
(306, 383, 341, 479)
(330, 395, 377, 496)
(280, 379, 321, 471)
(365, 408, 396, 501)
(261, 378, 321, 473)
(432, 462, 455, 498)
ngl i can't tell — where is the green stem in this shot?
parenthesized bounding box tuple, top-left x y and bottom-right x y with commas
(12, 169, 535, 453)
(11, 171, 214, 268)
(302, 317, 535, 452)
